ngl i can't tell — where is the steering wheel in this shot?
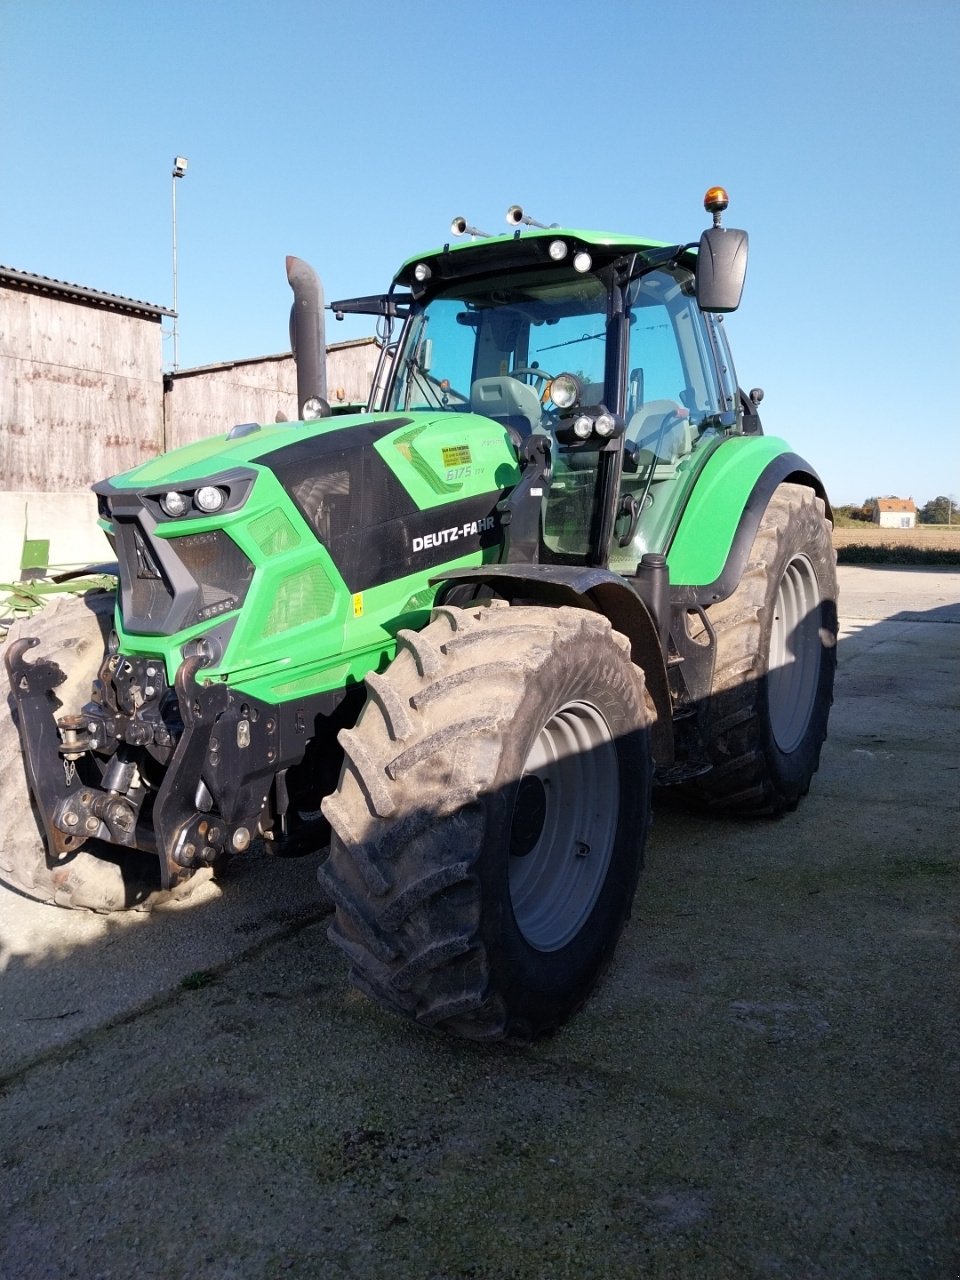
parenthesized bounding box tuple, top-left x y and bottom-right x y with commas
(510, 366, 557, 399)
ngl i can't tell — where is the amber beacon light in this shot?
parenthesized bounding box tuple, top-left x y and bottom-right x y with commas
(704, 186, 730, 226)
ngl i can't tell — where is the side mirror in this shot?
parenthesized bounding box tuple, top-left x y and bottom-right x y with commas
(696, 226, 749, 313)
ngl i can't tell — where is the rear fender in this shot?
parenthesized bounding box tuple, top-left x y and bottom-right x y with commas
(668, 439, 830, 607)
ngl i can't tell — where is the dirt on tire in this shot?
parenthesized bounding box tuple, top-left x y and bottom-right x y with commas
(319, 601, 654, 1042)
(679, 481, 838, 814)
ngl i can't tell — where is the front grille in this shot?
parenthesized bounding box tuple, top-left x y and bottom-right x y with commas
(127, 525, 173, 628)
(174, 531, 255, 623)
(115, 517, 254, 635)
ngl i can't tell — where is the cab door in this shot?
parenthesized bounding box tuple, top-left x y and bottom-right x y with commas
(609, 267, 731, 571)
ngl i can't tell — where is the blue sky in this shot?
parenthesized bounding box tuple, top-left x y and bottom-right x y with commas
(2, 0, 958, 506)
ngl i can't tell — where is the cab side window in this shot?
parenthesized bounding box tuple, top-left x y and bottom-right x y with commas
(706, 312, 740, 415)
(627, 270, 722, 425)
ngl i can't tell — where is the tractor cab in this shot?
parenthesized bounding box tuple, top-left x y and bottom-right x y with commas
(358, 192, 750, 573)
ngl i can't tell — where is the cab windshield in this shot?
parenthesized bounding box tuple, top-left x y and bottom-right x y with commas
(386, 266, 612, 427)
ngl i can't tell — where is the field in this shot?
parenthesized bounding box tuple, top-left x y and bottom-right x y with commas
(832, 525, 960, 549)
(832, 525, 960, 564)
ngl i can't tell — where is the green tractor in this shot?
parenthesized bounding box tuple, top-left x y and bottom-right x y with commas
(2, 189, 837, 1041)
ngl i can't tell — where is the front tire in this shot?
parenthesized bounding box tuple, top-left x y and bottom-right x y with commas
(319, 603, 654, 1041)
(681, 482, 838, 814)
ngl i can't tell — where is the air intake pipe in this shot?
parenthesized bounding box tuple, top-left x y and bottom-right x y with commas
(286, 255, 330, 418)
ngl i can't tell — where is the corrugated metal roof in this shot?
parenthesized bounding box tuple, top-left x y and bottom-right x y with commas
(0, 265, 173, 320)
(167, 336, 381, 379)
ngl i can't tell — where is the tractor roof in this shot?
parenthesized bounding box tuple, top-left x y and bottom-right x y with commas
(393, 228, 673, 290)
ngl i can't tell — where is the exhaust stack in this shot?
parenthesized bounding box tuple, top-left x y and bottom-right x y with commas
(286, 255, 330, 418)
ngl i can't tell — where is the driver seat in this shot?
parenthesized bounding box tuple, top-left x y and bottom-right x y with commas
(625, 399, 692, 465)
(470, 377, 542, 437)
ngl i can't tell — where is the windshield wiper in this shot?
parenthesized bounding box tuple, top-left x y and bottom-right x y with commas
(404, 359, 447, 408)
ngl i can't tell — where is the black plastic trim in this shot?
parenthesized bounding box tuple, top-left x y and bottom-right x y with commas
(351, 495, 505, 592)
(250, 417, 413, 469)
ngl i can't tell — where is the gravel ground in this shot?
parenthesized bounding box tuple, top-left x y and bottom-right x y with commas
(0, 567, 957, 1280)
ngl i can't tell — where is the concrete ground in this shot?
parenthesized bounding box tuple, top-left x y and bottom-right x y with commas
(0, 491, 110, 589)
(1, 566, 957, 1279)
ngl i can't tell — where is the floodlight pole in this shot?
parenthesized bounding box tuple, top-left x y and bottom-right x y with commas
(171, 156, 188, 371)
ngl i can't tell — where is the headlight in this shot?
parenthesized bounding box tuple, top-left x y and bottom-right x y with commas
(413, 262, 432, 282)
(573, 415, 594, 440)
(302, 396, 326, 420)
(594, 410, 616, 437)
(550, 373, 582, 411)
(195, 485, 226, 513)
(573, 251, 593, 274)
(160, 491, 188, 518)
(548, 239, 568, 261)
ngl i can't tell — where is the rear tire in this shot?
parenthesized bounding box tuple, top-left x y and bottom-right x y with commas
(1, 593, 207, 912)
(680, 482, 838, 814)
(319, 603, 654, 1041)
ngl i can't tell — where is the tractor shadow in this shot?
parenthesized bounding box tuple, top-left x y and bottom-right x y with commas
(1, 589, 956, 1078)
(1, 596, 958, 1279)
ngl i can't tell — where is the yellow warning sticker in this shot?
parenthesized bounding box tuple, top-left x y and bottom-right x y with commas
(441, 444, 472, 468)
(352, 593, 364, 617)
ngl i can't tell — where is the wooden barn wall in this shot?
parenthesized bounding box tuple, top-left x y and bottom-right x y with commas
(326, 341, 381, 408)
(163, 342, 381, 450)
(0, 289, 164, 490)
(1, 282, 381, 490)
(164, 358, 297, 451)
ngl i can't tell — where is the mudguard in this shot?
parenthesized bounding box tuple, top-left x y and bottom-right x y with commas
(667, 437, 830, 606)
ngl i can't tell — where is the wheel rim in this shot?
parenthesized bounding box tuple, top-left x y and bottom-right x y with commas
(508, 700, 619, 952)
(768, 554, 823, 753)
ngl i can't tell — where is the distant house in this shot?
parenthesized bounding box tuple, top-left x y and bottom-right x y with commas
(873, 498, 917, 529)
